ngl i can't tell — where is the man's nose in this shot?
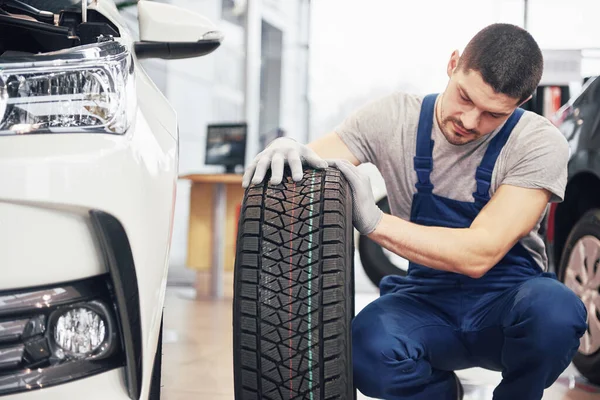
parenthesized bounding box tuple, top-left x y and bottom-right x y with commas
(461, 108, 480, 131)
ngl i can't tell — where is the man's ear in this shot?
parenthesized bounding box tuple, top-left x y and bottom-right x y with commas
(447, 50, 461, 78)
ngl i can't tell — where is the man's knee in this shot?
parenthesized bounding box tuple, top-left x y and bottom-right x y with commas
(507, 278, 587, 359)
(352, 304, 431, 397)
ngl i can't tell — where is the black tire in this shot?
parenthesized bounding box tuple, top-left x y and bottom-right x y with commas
(149, 315, 163, 400)
(557, 209, 600, 384)
(233, 168, 356, 400)
(358, 196, 407, 287)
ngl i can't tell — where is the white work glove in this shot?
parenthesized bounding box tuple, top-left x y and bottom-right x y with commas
(242, 137, 328, 188)
(327, 159, 384, 235)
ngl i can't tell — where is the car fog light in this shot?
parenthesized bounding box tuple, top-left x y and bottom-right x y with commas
(54, 308, 106, 357)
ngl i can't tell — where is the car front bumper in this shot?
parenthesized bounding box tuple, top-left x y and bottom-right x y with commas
(0, 126, 175, 399)
(2, 369, 130, 400)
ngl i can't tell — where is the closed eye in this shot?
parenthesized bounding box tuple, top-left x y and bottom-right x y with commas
(458, 86, 508, 118)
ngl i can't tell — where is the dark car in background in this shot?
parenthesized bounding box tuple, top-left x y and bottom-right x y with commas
(545, 75, 600, 385)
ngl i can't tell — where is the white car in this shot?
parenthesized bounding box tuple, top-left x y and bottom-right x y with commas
(0, 1, 221, 399)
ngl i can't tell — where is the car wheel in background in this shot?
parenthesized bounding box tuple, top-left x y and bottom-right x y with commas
(233, 168, 356, 400)
(559, 209, 600, 385)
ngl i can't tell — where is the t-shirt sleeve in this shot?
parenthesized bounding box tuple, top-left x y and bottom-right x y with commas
(501, 118, 570, 203)
(334, 93, 398, 165)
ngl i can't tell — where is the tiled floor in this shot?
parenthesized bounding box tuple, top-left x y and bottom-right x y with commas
(161, 274, 600, 400)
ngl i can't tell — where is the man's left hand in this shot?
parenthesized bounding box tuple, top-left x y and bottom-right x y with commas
(327, 159, 383, 235)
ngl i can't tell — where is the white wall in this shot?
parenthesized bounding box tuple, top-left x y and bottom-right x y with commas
(257, 0, 311, 144)
(168, 1, 245, 282)
(160, 0, 311, 280)
(308, 0, 525, 140)
(308, 0, 600, 141)
(528, 0, 600, 50)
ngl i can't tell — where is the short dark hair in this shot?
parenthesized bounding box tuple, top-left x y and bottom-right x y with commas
(458, 23, 543, 103)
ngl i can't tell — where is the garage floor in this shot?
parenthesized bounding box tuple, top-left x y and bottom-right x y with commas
(160, 273, 600, 400)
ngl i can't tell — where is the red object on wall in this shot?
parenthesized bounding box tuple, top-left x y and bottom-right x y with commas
(550, 86, 563, 115)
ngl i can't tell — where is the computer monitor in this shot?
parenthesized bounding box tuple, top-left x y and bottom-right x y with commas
(205, 123, 247, 173)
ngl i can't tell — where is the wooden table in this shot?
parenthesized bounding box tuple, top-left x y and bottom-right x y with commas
(179, 174, 245, 299)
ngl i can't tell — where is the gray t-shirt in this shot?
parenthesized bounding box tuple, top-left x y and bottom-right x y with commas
(335, 91, 570, 271)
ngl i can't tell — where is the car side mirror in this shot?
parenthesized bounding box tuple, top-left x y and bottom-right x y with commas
(134, 0, 224, 60)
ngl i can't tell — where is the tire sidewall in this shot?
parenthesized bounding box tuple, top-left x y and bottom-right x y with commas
(558, 209, 600, 381)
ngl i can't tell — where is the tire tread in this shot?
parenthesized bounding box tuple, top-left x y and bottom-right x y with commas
(233, 168, 354, 400)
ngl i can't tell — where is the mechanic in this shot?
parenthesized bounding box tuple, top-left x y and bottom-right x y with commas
(242, 23, 588, 400)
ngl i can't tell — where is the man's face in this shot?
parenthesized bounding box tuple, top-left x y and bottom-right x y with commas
(437, 54, 524, 146)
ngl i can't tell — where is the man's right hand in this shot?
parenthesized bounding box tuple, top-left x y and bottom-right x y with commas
(242, 137, 329, 188)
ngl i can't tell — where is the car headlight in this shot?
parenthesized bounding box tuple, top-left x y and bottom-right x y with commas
(0, 39, 134, 136)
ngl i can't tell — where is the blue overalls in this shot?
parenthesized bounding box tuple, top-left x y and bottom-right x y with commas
(352, 94, 588, 400)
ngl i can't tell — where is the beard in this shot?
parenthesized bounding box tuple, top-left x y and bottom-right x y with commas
(439, 113, 481, 146)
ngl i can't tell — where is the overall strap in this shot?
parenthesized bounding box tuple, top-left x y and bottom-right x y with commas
(414, 93, 438, 193)
(473, 108, 525, 205)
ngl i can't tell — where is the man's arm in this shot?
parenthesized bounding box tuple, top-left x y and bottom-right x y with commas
(308, 132, 361, 166)
(243, 92, 398, 187)
(368, 184, 551, 278)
